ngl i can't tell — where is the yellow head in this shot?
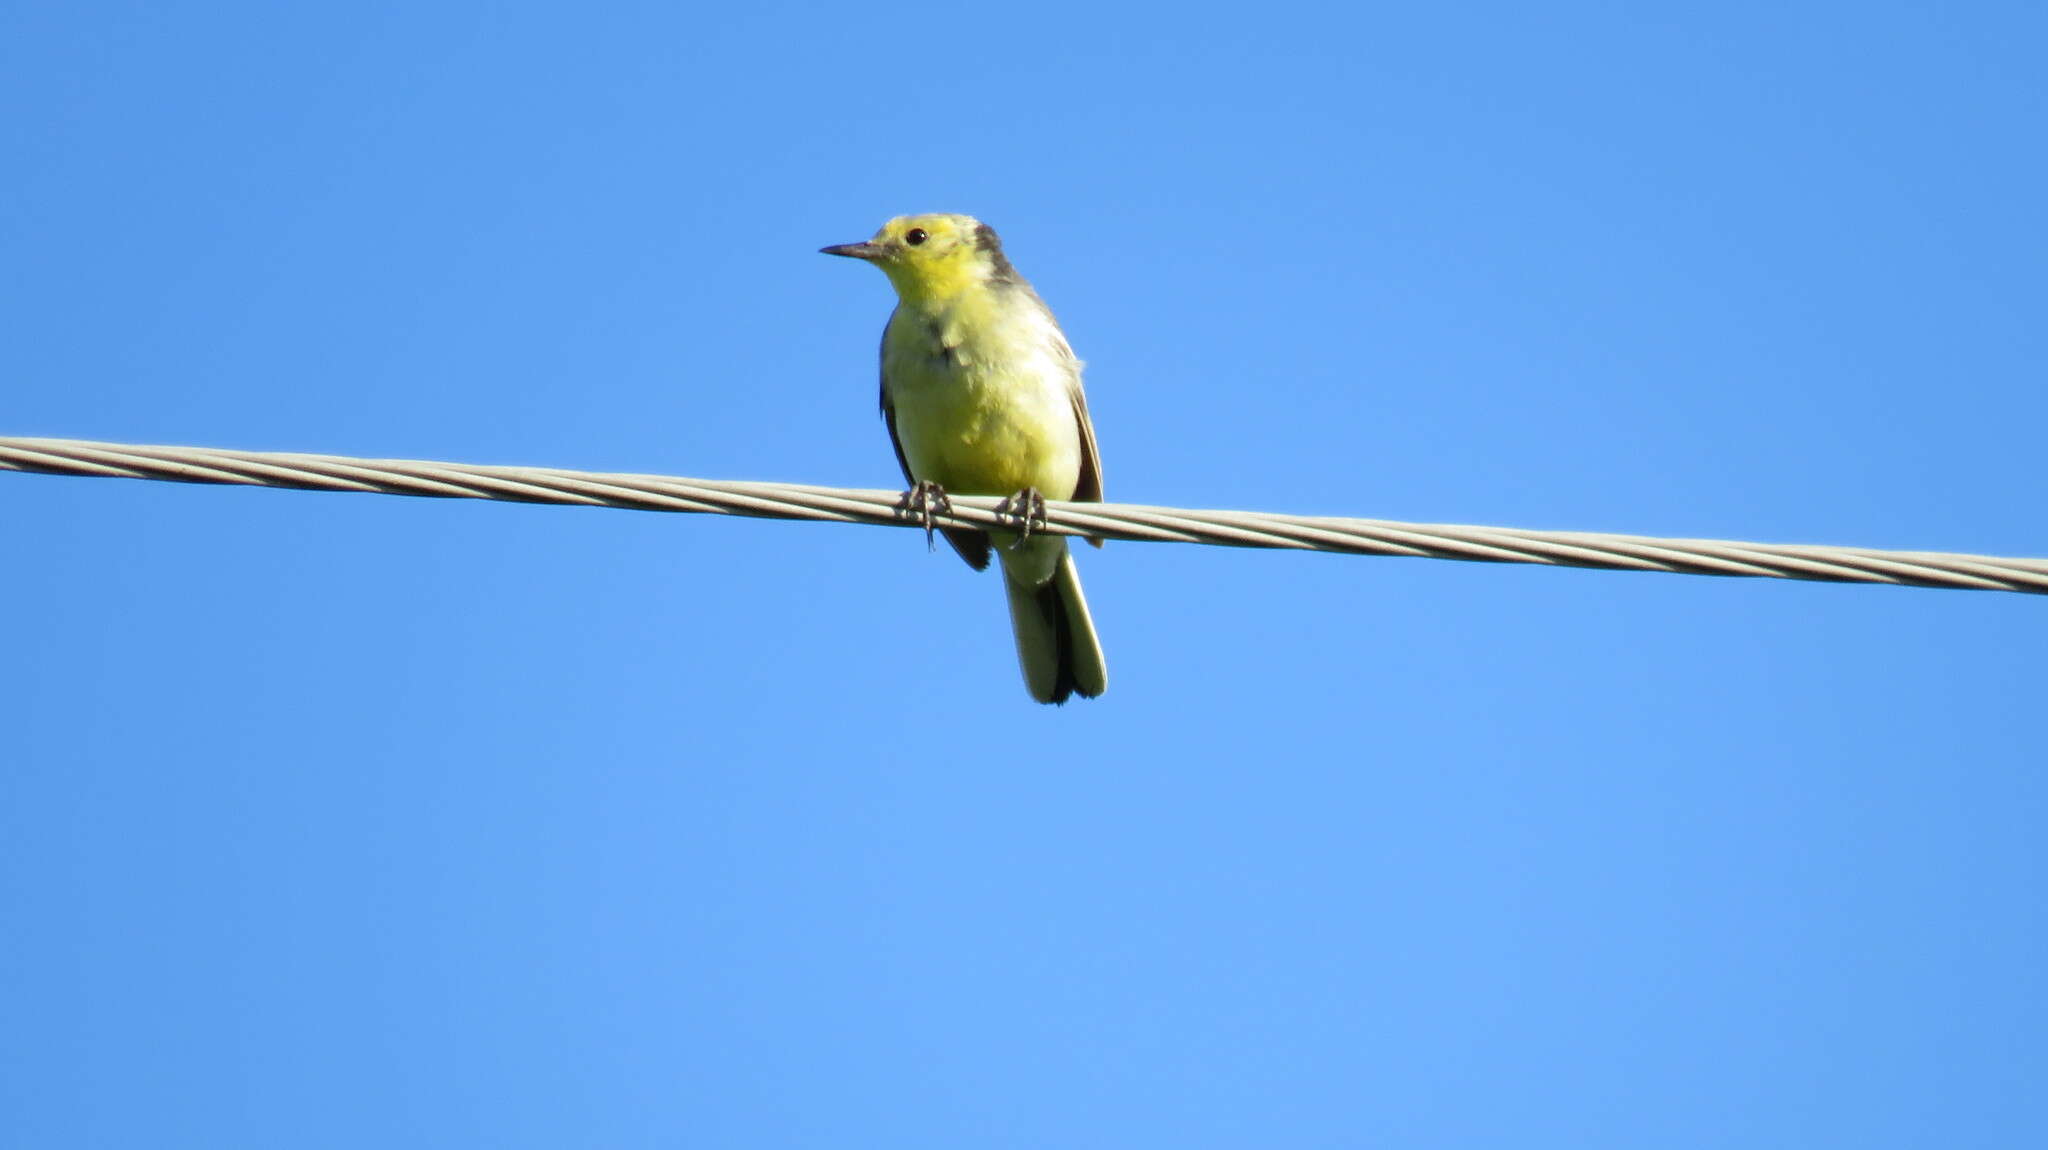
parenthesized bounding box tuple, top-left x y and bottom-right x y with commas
(820, 213, 1019, 304)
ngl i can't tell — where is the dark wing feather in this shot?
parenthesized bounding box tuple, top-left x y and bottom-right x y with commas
(1066, 363, 1105, 549)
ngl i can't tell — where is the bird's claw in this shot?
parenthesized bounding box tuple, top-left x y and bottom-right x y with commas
(996, 487, 1049, 547)
(896, 480, 953, 551)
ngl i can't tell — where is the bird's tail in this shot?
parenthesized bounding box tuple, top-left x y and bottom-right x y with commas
(1003, 545, 1108, 705)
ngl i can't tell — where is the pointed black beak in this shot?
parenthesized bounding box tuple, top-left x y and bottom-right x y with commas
(820, 241, 885, 260)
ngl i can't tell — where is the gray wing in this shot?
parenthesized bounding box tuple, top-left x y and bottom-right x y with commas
(1054, 325, 1105, 547)
(1070, 380, 1103, 506)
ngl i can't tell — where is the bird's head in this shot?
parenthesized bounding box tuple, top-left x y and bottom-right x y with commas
(821, 213, 1017, 303)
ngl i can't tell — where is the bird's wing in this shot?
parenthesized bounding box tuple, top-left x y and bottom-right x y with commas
(1061, 338, 1105, 548)
(880, 334, 992, 572)
(1070, 381, 1103, 506)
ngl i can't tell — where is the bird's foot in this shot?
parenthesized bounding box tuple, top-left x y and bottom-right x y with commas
(895, 480, 953, 551)
(996, 487, 1049, 547)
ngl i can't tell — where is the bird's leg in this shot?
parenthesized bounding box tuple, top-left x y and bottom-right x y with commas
(996, 487, 1049, 547)
(895, 479, 953, 551)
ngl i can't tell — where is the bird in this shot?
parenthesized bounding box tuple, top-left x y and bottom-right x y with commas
(822, 214, 1107, 704)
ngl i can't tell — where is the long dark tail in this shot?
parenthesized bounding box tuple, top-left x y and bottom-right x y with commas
(1003, 550, 1108, 705)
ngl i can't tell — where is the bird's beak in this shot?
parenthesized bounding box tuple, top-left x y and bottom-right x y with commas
(820, 241, 885, 261)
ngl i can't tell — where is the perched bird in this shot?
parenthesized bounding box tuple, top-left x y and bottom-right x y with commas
(822, 214, 1107, 704)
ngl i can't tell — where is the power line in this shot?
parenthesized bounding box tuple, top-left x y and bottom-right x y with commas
(4, 435, 2044, 595)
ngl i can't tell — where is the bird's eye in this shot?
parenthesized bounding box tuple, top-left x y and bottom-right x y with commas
(904, 228, 928, 246)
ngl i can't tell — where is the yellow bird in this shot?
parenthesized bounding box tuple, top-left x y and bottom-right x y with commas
(823, 214, 1108, 703)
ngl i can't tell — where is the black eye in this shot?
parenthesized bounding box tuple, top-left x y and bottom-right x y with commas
(904, 228, 928, 246)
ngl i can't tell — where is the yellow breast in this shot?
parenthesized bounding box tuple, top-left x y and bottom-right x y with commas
(881, 289, 1083, 500)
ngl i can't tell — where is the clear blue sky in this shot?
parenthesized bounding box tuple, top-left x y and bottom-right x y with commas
(5, 2, 2044, 1146)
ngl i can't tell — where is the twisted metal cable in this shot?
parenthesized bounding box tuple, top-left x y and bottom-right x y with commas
(4, 435, 2045, 595)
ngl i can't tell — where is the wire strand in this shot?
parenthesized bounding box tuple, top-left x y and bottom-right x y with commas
(5, 435, 2044, 595)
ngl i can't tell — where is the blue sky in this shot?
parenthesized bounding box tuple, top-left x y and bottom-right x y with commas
(4, 2, 2045, 1146)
